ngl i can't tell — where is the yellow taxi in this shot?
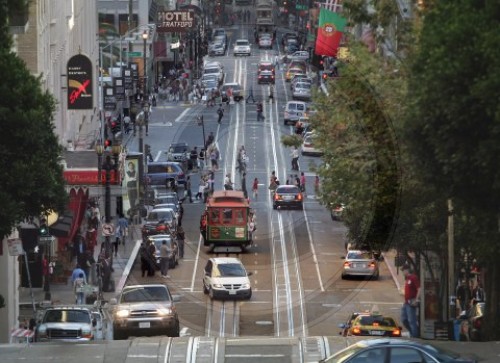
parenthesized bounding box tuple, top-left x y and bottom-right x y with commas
(286, 67, 306, 82)
(339, 312, 402, 337)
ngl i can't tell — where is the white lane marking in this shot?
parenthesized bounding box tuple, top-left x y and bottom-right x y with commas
(116, 239, 141, 292)
(174, 108, 191, 123)
(303, 207, 325, 292)
(189, 234, 203, 292)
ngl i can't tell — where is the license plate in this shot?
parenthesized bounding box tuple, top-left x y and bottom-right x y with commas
(139, 322, 151, 328)
(229, 290, 237, 295)
(370, 330, 384, 335)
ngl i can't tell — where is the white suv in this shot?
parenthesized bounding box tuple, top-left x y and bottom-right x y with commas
(233, 39, 251, 56)
(203, 257, 252, 300)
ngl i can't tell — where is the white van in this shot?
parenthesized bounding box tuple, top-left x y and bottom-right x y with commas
(283, 101, 308, 125)
(203, 257, 252, 300)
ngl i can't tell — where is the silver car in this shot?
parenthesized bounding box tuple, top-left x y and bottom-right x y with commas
(288, 50, 310, 62)
(292, 82, 312, 101)
(341, 250, 380, 279)
(147, 234, 179, 269)
(233, 39, 251, 56)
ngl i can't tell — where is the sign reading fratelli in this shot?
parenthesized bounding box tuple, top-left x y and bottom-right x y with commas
(67, 54, 93, 110)
(157, 10, 195, 32)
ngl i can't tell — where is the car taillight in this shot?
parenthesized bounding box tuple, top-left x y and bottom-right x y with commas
(352, 327, 361, 335)
(392, 328, 401, 336)
(304, 142, 312, 147)
(343, 261, 351, 268)
(297, 193, 303, 201)
(274, 194, 281, 201)
(369, 262, 376, 268)
(284, 112, 290, 118)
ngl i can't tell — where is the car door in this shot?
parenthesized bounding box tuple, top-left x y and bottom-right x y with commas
(204, 260, 213, 288)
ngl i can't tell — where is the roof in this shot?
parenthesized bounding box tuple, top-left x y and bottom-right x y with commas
(207, 190, 249, 207)
(210, 257, 244, 264)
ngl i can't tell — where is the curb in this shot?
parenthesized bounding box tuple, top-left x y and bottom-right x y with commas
(382, 251, 402, 293)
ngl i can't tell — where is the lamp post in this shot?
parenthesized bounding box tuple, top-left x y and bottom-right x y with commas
(136, 111, 146, 219)
(142, 30, 148, 101)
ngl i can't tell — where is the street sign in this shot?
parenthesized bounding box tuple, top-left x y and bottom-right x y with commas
(7, 238, 24, 256)
(102, 223, 115, 236)
(126, 51, 142, 57)
(39, 236, 55, 243)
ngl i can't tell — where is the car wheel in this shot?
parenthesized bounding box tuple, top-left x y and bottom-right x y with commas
(284, 120, 288, 125)
(203, 281, 209, 294)
(247, 289, 252, 300)
(372, 272, 379, 280)
(113, 326, 126, 340)
(170, 321, 180, 337)
(209, 287, 216, 299)
(299, 203, 304, 210)
(273, 203, 277, 210)
(341, 274, 346, 280)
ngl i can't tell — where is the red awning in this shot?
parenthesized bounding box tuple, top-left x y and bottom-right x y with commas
(57, 188, 89, 251)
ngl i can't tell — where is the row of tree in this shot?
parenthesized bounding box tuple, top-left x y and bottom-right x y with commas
(310, 0, 500, 339)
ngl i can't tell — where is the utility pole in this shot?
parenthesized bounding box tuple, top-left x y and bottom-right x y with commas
(447, 198, 455, 321)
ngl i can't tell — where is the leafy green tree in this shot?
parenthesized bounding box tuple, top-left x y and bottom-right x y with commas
(0, 1, 68, 239)
(406, 0, 500, 339)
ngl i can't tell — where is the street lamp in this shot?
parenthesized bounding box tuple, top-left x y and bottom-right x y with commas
(136, 111, 146, 218)
(142, 30, 148, 102)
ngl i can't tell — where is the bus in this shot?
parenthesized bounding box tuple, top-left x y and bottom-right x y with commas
(200, 190, 256, 251)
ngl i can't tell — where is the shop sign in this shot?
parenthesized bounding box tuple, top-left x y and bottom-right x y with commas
(157, 10, 196, 32)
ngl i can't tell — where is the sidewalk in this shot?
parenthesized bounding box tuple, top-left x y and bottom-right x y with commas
(18, 225, 142, 320)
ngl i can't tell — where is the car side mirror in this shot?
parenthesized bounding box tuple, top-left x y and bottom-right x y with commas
(109, 298, 117, 305)
(248, 272, 253, 276)
(338, 323, 346, 328)
(172, 294, 181, 302)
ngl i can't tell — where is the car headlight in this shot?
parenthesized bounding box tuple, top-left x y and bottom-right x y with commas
(157, 308, 173, 316)
(37, 326, 47, 337)
(116, 309, 130, 318)
(81, 328, 93, 338)
(241, 283, 251, 289)
(213, 283, 223, 288)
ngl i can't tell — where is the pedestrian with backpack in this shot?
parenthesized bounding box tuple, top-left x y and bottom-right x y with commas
(217, 104, 224, 124)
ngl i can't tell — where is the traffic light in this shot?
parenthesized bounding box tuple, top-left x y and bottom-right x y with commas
(39, 222, 49, 237)
(111, 119, 121, 135)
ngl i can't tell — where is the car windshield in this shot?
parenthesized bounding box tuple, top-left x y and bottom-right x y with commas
(121, 286, 170, 303)
(296, 83, 311, 89)
(43, 309, 91, 324)
(323, 344, 365, 362)
(152, 238, 172, 250)
(347, 251, 373, 260)
(356, 316, 396, 327)
(236, 40, 249, 46)
(148, 164, 178, 174)
(214, 263, 247, 277)
(259, 64, 274, 71)
(147, 210, 174, 222)
(204, 68, 220, 75)
(170, 145, 187, 153)
(278, 186, 300, 194)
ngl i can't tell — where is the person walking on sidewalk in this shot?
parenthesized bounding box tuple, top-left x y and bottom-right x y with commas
(71, 263, 87, 285)
(199, 148, 206, 171)
(291, 146, 299, 171)
(73, 272, 86, 305)
(159, 240, 170, 278)
(190, 147, 199, 172)
(401, 265, 421, 338)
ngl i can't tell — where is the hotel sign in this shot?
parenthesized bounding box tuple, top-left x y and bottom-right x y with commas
(63, 169, 119, 185)
(67, 54, 93, 110)
(157, 10, 195, 32)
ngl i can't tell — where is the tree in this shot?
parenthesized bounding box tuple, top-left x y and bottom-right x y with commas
(0, 1, 68, 238)
(406, 0, 500, 339)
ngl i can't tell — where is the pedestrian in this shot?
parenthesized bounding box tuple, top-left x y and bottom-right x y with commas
(199, 148, 205, 170)
(300, 172, 306, 193)
(224, 173, 233, 190)
(73, 272, 86, 305)
(147, 241, 156, 276)
(246, 86, 256, 103)
(139, 242, 149, 277)
(196, 178, 206, 199)
(401, 265, 421, 338)
(178, 201, 184, 227)
(176, 226, 185, 258)
(217, 104, 224, 124)
(186, 175, 193, 202)
(471, 281, 485, 305)
(210, 147, 219, 171)
(456, 280, 470, 313)
(206, 132, 215, 148)
(118, 213, 128, 246)
(274, 54, 280, 70)
(291, 146, 299, 170)
(86, 250, 96, 285)
(256, 101, 264, 121)
(269, 84, 274, 102)
(71, 263, 87, 285)
(208, 171, 215, 193)
(241, 172, 248, 198)
(252, 178, 259, 199)
(159, 240, 170, 278)
(113, 225, 120, 257)
(314, 175, 320, 195)
(190, 147, 198, 171)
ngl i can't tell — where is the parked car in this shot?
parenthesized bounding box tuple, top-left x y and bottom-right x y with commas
(258, 33, 273, 49)
(286, 67, 306, 82)
(233, 39, 251, 56)
(146, 234, 179, 269)
(339, 312, 402, 337)
(146, 161, 186, 187)
(209, 41, 226, 56)
(272, 185, 304, 210)
(166, 142, 189, 163)
(142, 208, 178, 238)
(221, 82, 244, 102)
(35, 306, 101, 342)
(320, 339, 477, 363)
(110, 284, 180, 339)
(155, 191, 180, 206)
(292, 82, 312, 101)
(283, 100, 308, 125)
(341, 250, 380, 279)
(281, 32, 298, 47)
(203, 66, 224, 84)
(203, 257, 252, 300)
(290, 74, 311, 90)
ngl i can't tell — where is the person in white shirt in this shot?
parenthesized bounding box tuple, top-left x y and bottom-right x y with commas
(291, 146, 299, 171)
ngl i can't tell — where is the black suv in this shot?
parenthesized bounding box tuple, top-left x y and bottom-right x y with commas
(166, 142, 189, 163)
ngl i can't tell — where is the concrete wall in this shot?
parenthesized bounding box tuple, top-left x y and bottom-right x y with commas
(0, 233, 21, 343)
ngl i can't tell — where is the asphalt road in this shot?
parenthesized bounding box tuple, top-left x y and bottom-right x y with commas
(123, 24, 403, 340)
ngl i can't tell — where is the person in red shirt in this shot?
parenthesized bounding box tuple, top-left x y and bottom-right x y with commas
(401, 265, 421, 337)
